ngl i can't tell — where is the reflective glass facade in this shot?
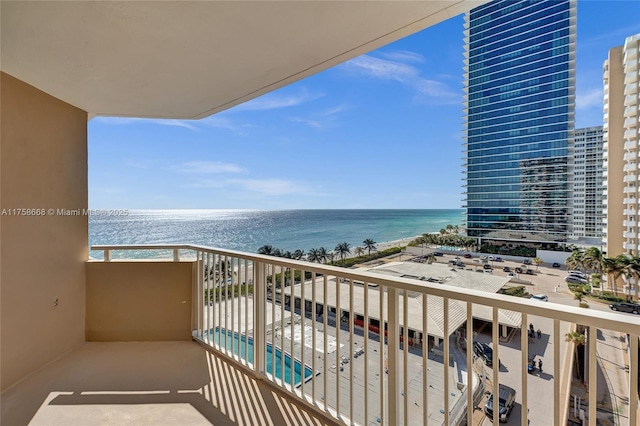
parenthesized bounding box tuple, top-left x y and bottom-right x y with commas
(463, 0, 576, 245)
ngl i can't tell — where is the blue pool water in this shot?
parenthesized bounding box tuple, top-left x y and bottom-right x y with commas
(210, 328, 313, 387)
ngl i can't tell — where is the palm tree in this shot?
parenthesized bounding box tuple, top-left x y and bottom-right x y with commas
(318, 247, 328, 264)
(335, 242, 351, 261)
(363, 238, 377, 255)
(354, 246, 364, 257)
(257, 245, 274, 256)
(532, 257, 543, 270)
(307, 248, 319, 263)
(584, 247, 604, 275)
(326, 251, 336, 264)
(292, 249, 305, 260)
(565, 249, 585, 271)
(565, 330, 586, 381)
(602, 256, 621, 293)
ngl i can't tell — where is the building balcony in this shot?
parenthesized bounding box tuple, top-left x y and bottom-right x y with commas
(625, 140, 638, 150)
(625, 82, 638, 96)
(624, 174, 637, 182)
(624, 198, 638, 205)
(624, 220, 637, 227)
(625, 129, 639, 140)
(624, 242, 637, 250)
(626, 117, 639, 128)
(624, 186, 638, 194)
(624, 163, 637, 172)
(625, 152, 638, 163)
(624, 231, 637, 239)
(626, 106, 638, 118)
(625, 94, 638, 106)
(624, 209, 638, 216)
(4, 244, 636, 426)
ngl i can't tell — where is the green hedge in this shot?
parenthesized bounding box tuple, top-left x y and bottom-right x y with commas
(331, 247, 403, 268)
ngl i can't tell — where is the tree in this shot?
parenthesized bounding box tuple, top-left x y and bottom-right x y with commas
(318, 247, 328, 264)
(307, 248, 319, 263)
(326, 251, 336, 264)
(532, 257, 543, 270)
(584, 247, 604, 275)
(257, 245, 274, 256)
(335, 242, 351, 261)
(354, 246, 364, 257)
(292, 249, 305, 260)
(565, 331, 586, 381)
(565, 249, 585, 271)
(363, 238, 377, 256)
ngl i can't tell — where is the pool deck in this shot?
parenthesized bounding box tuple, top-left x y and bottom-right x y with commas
(210, 296, 476, 425)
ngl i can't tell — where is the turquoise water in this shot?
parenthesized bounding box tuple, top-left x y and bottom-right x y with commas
(211, 328, 313, 387)
(89, 209, 463, 259)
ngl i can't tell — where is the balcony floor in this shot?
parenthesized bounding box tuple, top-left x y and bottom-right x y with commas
(1, 341, 339, 426)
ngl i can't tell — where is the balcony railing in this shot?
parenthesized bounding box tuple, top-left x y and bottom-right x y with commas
(92, 244, 640, 426)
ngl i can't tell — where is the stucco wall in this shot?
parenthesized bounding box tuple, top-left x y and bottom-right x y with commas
(86, 261, 194, 341)
(0, 72, 88, 392)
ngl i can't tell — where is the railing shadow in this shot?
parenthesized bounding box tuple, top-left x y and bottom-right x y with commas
(1, 341, 336, 426)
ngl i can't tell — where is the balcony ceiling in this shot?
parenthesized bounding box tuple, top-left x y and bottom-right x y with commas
(1, 1, 484, 119)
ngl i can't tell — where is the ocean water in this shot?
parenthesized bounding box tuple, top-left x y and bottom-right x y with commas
(89, 209, 463, 259)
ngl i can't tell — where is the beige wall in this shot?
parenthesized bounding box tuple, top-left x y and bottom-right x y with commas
(605, 47, 625, 257)
(1, 72, 88, 392)
(86, 261, 194, 341)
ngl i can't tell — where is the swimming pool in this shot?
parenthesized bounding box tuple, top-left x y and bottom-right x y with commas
(209, 328, 314, 387)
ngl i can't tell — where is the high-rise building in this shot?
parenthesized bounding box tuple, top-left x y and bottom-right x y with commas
(571, 126, 604, 244)
(463, 0, 576, 253)
(603, 34, 640, 256)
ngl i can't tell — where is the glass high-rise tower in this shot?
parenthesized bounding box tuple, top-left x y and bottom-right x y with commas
(463, 0, 576, 251)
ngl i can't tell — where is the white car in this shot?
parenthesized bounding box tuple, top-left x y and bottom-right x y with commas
(531, 294, 549, 302)
(507, 272, 515, 278)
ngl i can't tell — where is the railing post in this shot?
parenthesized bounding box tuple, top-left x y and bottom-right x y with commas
(173, 249, 180, 262)
(253, 261, 266, 378)
(387, 287, 400, 426)
(104, 249, 111, 262)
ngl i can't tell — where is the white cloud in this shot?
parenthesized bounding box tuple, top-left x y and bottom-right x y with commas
(229, 179, 311, 196)
(171, 161, 246, 174)
(342, 55, 459, 104)
(378, 50, 426, 63)
(576, 88, 604, 110)
(345, 55, 419, 83)
(92, 116, 198, 130)
(323, 104, 349, 116)
(288, 117, 322, 129)
(189, 179, 226, 188)
(233, 89, 324, 111)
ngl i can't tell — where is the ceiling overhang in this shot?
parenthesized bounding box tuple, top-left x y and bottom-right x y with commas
(1, 1, 486, 119)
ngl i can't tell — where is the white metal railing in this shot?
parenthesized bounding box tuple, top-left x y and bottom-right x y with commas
(91, 244, 640, 426)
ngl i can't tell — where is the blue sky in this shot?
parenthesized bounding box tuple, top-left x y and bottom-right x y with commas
(89, 0, 640, 210)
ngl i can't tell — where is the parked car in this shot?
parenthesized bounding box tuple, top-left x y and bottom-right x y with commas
(433, 252, 444, 257)
(484, 269, 493, 274)
(568, 271, 587, 279)
(552, 262, 561, 268)
(526, 269, 534, 275)
(503, 266, 511, 272)
(463, 253, 472, 258)
(494, 257, 503, 262)
(531, 294, 549, 302)
(483, 264, 492, 270)
(609, 302, 640, 314)
(484, 385, 517, 423)
(515, 267, 523, 274)
(507, 272, 515, 278)
(480, 255, 487, 260)
(523, 258, 532, 265)
(488, 256, 494, 261)
(565, 276, 588, 284)
(473, 342, 493, 367)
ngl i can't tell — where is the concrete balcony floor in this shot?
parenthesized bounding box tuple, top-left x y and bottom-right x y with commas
(1, 341, 339, 426)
